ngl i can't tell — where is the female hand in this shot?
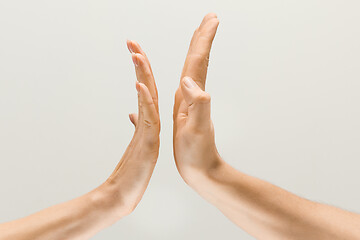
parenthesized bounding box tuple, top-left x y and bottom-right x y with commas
(0, 40, 160, 240)
(102, 40, 160, 215)
(172, 15, 360, 240)
(173, 13, 220, 183)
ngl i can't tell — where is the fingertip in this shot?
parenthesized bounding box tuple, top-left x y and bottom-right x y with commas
(137, 82, 147, 92)
(132, 53, 147, 68)
(127, 40, 134, 53)
(135, 81, 140, 92)
(181, 76, 201, 91)
(127, 40, 145, 56)
(129, 41, 145, 55)
(137, 82, 146, 95)
(200, 13, 218, 28)
(205, 12, 218, 19)
(131, 53, 138, 67)
(129, 113, 138, 127)
(181, 76, 195, 89)
(138, 82, 154, 104)
(132, 40, 141, 50)
(180, 77, 186, 89)
(205, 17, 220, 31)
(212, 17, 220, 26)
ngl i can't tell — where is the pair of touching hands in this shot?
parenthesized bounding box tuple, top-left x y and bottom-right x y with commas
(3, 13, 360, 240)
(104, 13, 221, 214)
(0, 13, 221, 240)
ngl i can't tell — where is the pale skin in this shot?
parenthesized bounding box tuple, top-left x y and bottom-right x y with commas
(1, 14, 360, 240)
(0, 40, 160, 240)
(173, 13, 360, 240)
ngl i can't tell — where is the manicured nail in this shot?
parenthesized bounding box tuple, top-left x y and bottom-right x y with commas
(132, 53, 138, 67)
(183, 77, 195, 88)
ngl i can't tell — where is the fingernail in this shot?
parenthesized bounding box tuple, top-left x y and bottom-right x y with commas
(183, 77, 195, 88)
(132, 53, 138, 67)
(127, 40, 134, 53)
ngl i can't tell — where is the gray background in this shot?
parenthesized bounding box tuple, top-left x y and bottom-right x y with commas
(1, 0, 359, 239)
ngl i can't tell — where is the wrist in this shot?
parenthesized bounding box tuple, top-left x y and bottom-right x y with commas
(181, 154, 225, 188)
(89, 182, 133, 218)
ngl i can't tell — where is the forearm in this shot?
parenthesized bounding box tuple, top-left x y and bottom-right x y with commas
(0, 40, 158, 240)
(186, 159, 360, 240)
(0, 149, 156, 240)
(0, 183, 127, 240)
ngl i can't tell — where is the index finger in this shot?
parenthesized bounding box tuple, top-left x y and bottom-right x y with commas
(127, 40, 159, 112)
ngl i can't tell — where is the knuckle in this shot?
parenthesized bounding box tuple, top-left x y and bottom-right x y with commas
(143, 118, 159, 129)
(143, 99, 155, 107)
(189, 53, 209, 66)
(144, 71, 153, 80)
(143, 119, 152, 128)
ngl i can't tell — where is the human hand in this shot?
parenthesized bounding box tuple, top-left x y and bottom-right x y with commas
(100, 40, 160, 216)
(173, 14, 221, 184)
(0, 40, 160, 240)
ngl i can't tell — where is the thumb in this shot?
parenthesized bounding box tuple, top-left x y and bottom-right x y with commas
(180, 76, 211, 127)
(129, 113, 138, 127)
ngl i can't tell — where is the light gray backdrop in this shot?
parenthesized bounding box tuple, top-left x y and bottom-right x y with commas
(1, 1, 359, 239)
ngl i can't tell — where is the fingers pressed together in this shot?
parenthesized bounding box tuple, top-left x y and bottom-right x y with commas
(174, 13, 219, 130)
(126, 40, 159, 132)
